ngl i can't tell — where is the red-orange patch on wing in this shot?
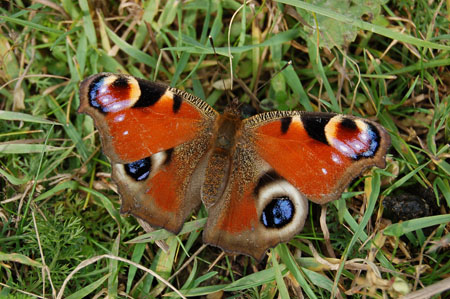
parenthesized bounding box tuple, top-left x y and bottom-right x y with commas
(154, 94, 202, 119)
(103, 99, 205, 162)
(218, 187, 258, 233)
(334, 123, 371, 155)
(255, 121, 353, 201)
(146, 167, 180, 213)
(100, 81, 132, 105)
(335, 122, 361, 142)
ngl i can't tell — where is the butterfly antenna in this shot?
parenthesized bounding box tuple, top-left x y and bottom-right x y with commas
(209, 34, 258, 109)
(209, 35, 232, 101)
(255, 60, 292, 94)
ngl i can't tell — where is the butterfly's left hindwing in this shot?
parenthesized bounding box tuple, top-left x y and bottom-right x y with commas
(113, 135, 211, 233)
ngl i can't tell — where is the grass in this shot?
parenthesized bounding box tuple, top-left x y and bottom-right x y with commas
(1, 0, 449, 298)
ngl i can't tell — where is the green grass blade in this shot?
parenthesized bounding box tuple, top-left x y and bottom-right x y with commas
(78, 0, 97, 45)
(165, 28, 301, 55)
(126, 243, 146, 293)
(0, 168, 30, 185)
(0, 252, 42, 268)
(0, 15, 63, 34)
(0, 110, 61, 125)
(34, 181, 79, 202)
(0, 143, 66, 154)
(272, 251, 290, 299)
(126, 218, 207, 243)
(104, 25, 168, 76)
(66, 274, 111, 299)
(278, 244, 319, 298)
(225, 266, 288, 292)
(78, 186, 122, 227)
(384, 215, 450, 237)
(332, 171, 382, 294)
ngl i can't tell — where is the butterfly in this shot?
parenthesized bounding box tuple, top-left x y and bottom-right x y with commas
(78, 73, 390, 261)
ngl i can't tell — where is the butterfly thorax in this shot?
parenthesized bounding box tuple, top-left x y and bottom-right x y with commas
(201, 111, 243, 208)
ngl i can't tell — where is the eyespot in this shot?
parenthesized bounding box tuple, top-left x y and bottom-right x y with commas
(261, 196, 295, 228)
(124, 157, 151, 181)
(325, 116, 381, 160)
(255, 174, 308, 233)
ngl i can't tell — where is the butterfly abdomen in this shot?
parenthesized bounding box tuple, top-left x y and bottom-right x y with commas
(202, 111, 243, 207)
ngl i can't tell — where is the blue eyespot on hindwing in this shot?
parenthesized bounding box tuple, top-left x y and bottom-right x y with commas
(261, 197, 295, 228)
(124, 157, 152, 181)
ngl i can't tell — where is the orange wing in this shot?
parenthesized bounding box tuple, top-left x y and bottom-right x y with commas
(79, 73, 218, 163)
(79, 73, 218, 233)
(244, 111, 391, 204)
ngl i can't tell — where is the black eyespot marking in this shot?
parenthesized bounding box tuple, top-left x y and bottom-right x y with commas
(253, 170, 282, 197)
(163, 148, 174, 165)
(173, 94, 182, 113)
(301, 113, 333, 145)
(133, 78, 167, 108)
(124, 157, 152, 181)
(280, 117, 292, 134)
(112, 76, 129, 88)
(340, 118, 357, 130)
(261, 197, 295, 228)
(88, 75, 107, 111)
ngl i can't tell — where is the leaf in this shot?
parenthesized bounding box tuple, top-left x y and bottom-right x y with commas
(384, 214, 450, 237)
(307, 0, 387, 48)
(0, 143, 66, 154)
(0, 252, 43, 268)
(0, 111, 61, 125)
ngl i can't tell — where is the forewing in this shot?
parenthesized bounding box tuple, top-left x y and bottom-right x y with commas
(78, 73, 218, 163)
(243, 111, 390, 204)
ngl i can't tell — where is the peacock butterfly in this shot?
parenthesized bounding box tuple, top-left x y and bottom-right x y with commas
(78, 73, 390, 260)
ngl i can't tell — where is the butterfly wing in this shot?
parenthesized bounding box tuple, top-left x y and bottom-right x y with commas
(113, 136, 211, 233)
(245, 111, 391, 204)
(203, 111, 389, 260)
(79, 73, 218, 163)
(79, 73, 218, 233)
(203, 148, 309, 260)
